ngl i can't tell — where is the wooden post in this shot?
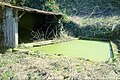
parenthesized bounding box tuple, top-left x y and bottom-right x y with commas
(4, 7, 18, 48)
(109, 41, 114, 62)
(0, 8, 5, 52)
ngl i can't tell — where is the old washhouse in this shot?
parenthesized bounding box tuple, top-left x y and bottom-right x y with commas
(0, 2, 62, 51)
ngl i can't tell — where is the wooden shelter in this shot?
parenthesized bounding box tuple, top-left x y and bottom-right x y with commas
(0, 2, 62, 50)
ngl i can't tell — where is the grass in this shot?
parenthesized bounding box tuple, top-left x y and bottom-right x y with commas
(31, 40, 110, 62)
(0, 44, 119, 79)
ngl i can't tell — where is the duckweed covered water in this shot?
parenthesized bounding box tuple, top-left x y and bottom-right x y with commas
(32, 40, 110, 61)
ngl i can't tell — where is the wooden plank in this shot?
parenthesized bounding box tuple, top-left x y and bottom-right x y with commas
(5, 8, 11, 47)
(0, 8, 5, 52)
(5, 7, 18, 48)
(12, 10, 18, 47)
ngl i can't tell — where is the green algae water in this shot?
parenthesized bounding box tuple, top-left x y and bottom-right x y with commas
(32, 40, 111, 62)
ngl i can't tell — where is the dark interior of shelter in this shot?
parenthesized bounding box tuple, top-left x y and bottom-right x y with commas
(18, 11, 61, 43)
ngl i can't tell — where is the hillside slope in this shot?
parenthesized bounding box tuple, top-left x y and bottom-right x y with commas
(1, 0, 120, 50)
(0, 50, 120, 79)
(56, 0, 120, 16)
(56, 0, 120, 50)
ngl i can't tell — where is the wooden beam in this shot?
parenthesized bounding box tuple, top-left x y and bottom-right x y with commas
(18, 11, 25, 19)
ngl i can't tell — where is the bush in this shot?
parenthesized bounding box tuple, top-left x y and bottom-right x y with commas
(11, 0, 26, 6)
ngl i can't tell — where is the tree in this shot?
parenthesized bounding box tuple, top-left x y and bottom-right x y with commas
(111, 0, 120, 7)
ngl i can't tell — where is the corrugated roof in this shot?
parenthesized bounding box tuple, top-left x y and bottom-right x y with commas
(0, 2, 62, 16)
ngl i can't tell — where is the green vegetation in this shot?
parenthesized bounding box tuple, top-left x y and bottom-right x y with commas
(1, 0, 120, 79)
(64, 16, 120, 39)
(31, 40, 110, 62)
(0, 51, 120, 79)
(10, 0, 61, 13)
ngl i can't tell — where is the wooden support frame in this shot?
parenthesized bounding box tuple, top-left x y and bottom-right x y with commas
(18, 11, 26, 19)
(0, 3, 62, 49)
(0, 7, 5, 51)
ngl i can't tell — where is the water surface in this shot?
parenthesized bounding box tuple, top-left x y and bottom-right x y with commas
(32, 40, 110, 61)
